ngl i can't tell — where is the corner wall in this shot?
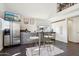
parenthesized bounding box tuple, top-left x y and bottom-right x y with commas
(51, 20, 68, 43)
(0, 4, 5, 18)
(0, 4, 5, 51)
(68, 16, 79, 43)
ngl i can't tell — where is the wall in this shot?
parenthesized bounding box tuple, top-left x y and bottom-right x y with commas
(51, 20, 67, 43)
(20, 17, 50, 32)
(0, 4, 5, 51)
(4, 3, 57, 19)
(36, 19, 50, 26)
(0, 4, 5, 18)
(48, 4, 79, 43)
(68, 16, 79, 43)
(0, 18, 3, 51)
(48, 4, 79, 23)
(20, 16, 28, 30)
(20, 17, 37, 32)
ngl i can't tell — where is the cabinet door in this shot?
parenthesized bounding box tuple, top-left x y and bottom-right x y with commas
(4, 35, 10, 46)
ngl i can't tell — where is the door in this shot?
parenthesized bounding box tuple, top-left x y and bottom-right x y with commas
(67, 19, 73, 42)
(73, 17, 79, 42)
(68, 16, 79, 43)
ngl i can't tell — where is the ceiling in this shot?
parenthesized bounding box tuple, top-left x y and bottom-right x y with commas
(4, 3, 57, 19)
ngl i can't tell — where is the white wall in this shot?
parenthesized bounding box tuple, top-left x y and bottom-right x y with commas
(49, 4, 79, 23)
(36, 19, 50, 26)
(4, 3, 57, 19)
(21, 17, 49, 32)
(0, 18, 3, 51)
(0, 4, 5, 51)
(48, 4, 79, 43)
(20, 16, 28, 30)
(20, 17, 37, 32)
(0, 4, 5, 18)
(68, 16, 79, 43)
(51, 20, 67, 43)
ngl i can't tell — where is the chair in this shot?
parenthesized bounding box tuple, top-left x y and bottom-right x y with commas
(44, 32, 56, 45)
(41, 32, 56, 52)
(48, 32, 55, 44)
(44, 32, 55, 45)
(30, 32, 42, 55)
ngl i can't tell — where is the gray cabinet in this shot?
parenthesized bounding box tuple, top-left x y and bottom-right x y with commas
(4, 35, 10, 46)
(21, 32, 30, 44)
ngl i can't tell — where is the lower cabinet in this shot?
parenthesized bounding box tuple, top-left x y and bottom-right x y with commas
(4, 35, 10, 46)
(21, 32, 31, 44)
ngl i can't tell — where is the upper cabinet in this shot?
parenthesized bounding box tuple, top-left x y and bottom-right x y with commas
(4, 11, 21, 22)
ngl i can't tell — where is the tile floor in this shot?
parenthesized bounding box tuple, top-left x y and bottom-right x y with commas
(0, 40, 79, 56)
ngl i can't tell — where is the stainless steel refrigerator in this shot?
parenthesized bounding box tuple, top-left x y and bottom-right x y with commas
(10, 21, 20, 45)
(4, 21, 20, 46)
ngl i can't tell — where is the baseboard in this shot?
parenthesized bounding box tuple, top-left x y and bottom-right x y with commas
(0, 47, 3, 51)
(68, 41, 79, 43)
(56, 39, 67, 43)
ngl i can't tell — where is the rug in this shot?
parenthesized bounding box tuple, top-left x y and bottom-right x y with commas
(26, 44, 64, 56)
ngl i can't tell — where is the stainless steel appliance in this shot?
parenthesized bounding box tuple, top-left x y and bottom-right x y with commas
(10, 21, 20, 45)
(4, 21, 20, 46)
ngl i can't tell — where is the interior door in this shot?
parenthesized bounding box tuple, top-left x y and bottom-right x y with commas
(67, 19, 73, 42)
(74, 18, 79, 42)
(70, 16, 79, 43)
